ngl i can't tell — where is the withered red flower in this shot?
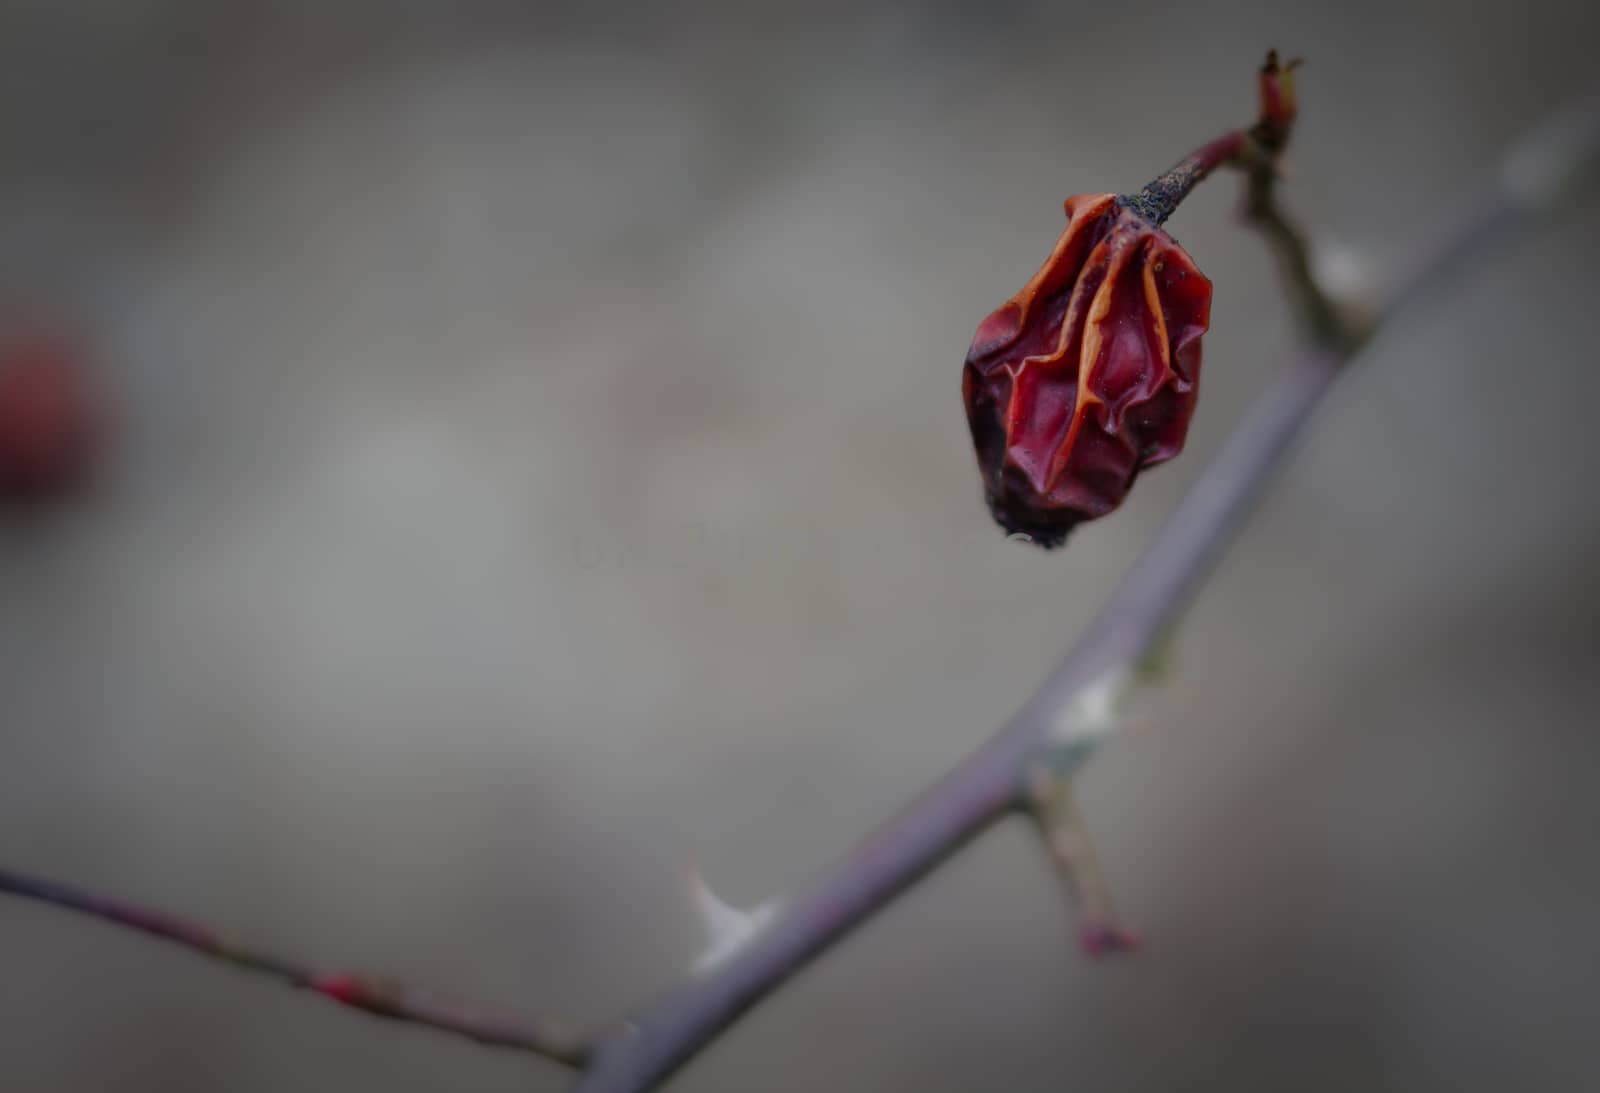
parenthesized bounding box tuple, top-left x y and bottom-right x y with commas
(962, 193, 1212, 547)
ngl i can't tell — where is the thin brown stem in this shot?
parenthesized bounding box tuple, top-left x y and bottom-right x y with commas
(1123, 49, 1301, 228)
(0, 866, 597, 1068)
(1122, 131, 1248, 225)
(1242, 153, 1356, 349)
(1122, 52, 1349, 348)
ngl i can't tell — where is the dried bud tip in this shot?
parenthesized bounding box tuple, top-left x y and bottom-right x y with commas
(1257, 49, 1300, 136)
(1260, 49, 1303, 74)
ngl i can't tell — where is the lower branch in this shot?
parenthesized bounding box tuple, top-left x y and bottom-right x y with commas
(0, 866, 597, 1068)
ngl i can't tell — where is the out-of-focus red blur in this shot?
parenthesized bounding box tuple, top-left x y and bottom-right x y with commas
(0, 331, 103, 501)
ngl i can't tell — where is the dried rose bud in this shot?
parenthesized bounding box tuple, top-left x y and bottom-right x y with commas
(962, 193, 1212, 547)
(0, 331, 103, 501)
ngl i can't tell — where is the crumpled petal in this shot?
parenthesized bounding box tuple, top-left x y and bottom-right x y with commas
(963, 194, 1212, 547)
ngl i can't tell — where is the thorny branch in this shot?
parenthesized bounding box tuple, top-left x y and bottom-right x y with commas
(574, 61, 1600, 1093)
(2, 54, 1596, 1093)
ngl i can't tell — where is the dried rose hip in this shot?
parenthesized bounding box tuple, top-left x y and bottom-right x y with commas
(962, 193, 1212, 547)
(0, 331, 103, 500)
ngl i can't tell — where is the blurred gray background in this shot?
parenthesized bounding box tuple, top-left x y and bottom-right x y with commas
(2, 1, 1597, 1090)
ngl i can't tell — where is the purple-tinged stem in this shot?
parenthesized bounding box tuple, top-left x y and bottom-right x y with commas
(574, 343, 1343, 1093)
